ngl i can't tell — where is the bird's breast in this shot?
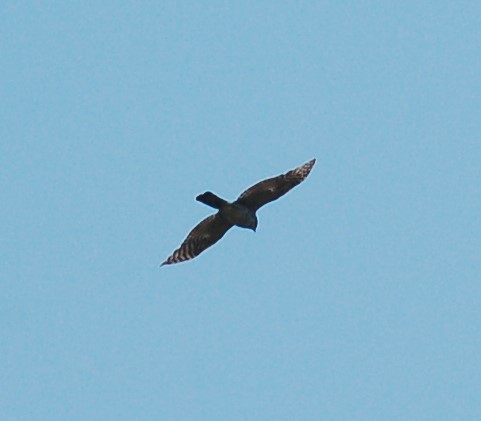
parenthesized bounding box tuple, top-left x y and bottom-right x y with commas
(220, 203, 255, 229)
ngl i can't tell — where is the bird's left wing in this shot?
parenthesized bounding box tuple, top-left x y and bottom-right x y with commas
(235, 159, 316, 211)
(161, 213, 233, 266)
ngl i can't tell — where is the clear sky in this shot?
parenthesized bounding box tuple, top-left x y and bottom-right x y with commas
(2, 1, 480, 420)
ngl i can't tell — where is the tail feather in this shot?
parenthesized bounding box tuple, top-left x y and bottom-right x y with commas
(196, 191, 227, 209)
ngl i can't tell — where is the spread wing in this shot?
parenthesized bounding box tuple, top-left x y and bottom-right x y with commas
(161, 213, 233, 266)
(235, 159, 316, 211)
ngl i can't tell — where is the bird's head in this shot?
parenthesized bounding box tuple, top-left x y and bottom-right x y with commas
(248, 214, 258, 232)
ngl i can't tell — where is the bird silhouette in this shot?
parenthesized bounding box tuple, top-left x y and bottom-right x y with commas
(161, 159, 316, 266)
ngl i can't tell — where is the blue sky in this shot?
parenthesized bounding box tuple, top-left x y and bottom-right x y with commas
(2, 1, 480, 419)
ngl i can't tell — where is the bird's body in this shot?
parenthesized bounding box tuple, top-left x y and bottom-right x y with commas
(220, 203, 257, 230)
(197, 194, 257, 230)
(161, 158, 316, 266)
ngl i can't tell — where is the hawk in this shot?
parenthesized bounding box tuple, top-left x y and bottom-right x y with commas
(161, 158, 316, 266)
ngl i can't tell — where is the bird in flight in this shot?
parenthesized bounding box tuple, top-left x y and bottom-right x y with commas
(161, 158, 316, 266)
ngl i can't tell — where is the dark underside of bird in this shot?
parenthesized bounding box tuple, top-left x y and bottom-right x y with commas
(161, 158, 316, 266)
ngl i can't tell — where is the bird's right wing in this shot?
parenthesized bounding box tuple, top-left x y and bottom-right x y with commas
(161, 213, 233, 266)
(235, 159, 316, 211)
